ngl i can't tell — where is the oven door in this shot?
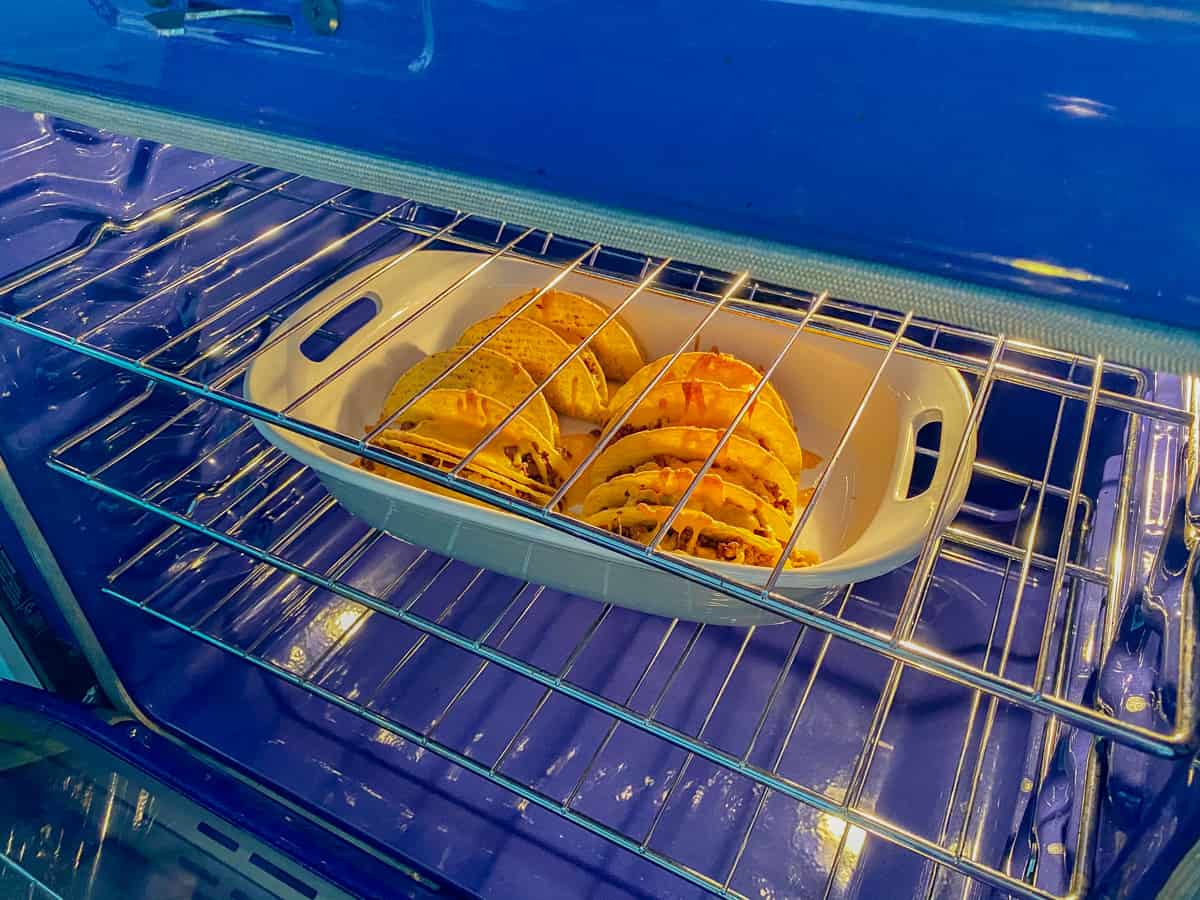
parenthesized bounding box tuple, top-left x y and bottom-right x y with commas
(0, 680, 457, 899)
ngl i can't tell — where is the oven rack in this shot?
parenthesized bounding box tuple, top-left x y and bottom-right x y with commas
(50, 379, 1110, 899)
(0, 165, 1192, 761)
(0, 851, 57, 900)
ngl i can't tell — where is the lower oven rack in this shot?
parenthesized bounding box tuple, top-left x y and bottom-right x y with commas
(0, 852, 56, 900)
(0, 163, 1195, 898)
(47, 394, 1099, 899)
(36, 340, 1176, 899)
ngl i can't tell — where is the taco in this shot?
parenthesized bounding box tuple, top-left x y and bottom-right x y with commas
(584, 426, 800, 523)
(586, 505, 818, 569)
(376, 346, 559, 444)
(608, 352, 794, 427)
(496, 288, 645, 381)
(371, 389, 568, 497)
(608, 379, 819, 473)
(357, 455, 534, 508)
(363, 432, 556, 505)
(558, 430, 601, 511)
(582, 466, 795, 541)
(458, 316, 608, 422)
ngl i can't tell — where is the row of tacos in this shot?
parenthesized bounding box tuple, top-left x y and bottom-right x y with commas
(357, 287, 820, 569)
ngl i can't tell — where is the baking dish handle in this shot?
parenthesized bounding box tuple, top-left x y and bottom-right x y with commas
(896, 407, 948, 504)
(890, 397, 975, 556)
(296, 293, 382, 367)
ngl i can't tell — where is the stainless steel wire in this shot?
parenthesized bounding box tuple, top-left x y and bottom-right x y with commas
(6, 166, 1196, 900)
(19, 169, 1193, 755)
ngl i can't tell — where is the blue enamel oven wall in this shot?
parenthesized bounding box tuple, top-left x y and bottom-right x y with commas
(2, 2, 1200, 336)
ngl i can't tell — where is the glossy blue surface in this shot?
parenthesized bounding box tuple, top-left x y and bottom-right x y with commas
(0, 110, 1197, 898)
(3, 3, 1200, 336)
(0, 681, 450, 899)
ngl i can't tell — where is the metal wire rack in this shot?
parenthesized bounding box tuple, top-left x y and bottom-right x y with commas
(0, 852, 60, 900)
(1, 165, 1192, 754)
(39, 381, 1132, 899)
(1, 164, 1196, 898)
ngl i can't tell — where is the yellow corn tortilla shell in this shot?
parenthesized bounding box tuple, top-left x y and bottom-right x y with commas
(497, 289, 645, 381)
(582, 466, 795, 541)
(608, 352, 794, 427)
(614, 379, 819, 473)
(458, 316, 607, 422)
(368, 433, 556, 506)
(373, 389, 567, 493)
(356, 456, 540, 509)
(376, 347, 558, 445)
(586, 505, 817, 569)
(586, 426, 800, 524)
(558, 430, 601, 511)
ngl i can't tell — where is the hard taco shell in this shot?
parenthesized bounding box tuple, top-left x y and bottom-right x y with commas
(586, 505, 817, 569)
(459, 316, 607, 422)
(497, 288, 645, 381)
(613, 379, 819, 473)
(608, 351, 794, 427)
(582, 466, 794, 540)
(376, 346, 558, 445)
(586, 426, 800, 523)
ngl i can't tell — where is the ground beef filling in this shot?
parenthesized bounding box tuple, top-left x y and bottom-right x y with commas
(501, 444, 560, 488)
(581, 354, 604, 383)
(361, 437, 557, 498)
(607, 522, 777, 567)
(358, 456, 542, 504)
(607, 459, 793, 517)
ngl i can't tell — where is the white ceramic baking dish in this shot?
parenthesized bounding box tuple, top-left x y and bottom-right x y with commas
(246, 249, 975, 626)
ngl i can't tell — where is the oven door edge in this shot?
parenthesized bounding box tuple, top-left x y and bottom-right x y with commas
(0, 76, 1195, 376)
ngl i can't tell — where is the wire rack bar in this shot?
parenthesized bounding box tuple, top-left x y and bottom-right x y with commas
(315, 219, 1176, 425)
(648, 295, 830, 551)
(14, 172, 301, 324)
(723, 593, 849, 891)
(101, 439, 1096, 900)
(543, 271, 751, 509)
(290, 224, 544, 421)
(559, 615, 687, 810)
(74, 185, 356, 343)
(11, 167, 1186, 898)
(451, 255, 676, 476)
(0, 189, 1182, 432)
(0, 163, 261, 299)
(1031, 361, 1103, 692)
(421, 584, 547, 741)
(935, 366, 1082, 894)
(352, 217, 1158, 407)
(770, 310, 914, 588)
(0, 850, 62, 900)
(891, 340, 1007, 643)
(3, 168, 1194, 882)
(143, 201, 415, 368)
(104, 586, 737, 898)
(639, 625, 760, 850)
(264, 187, 1127, 384)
